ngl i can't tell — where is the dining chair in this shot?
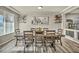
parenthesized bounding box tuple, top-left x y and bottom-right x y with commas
(31, 28, 35, 31)
(43, 28, 48, 35)
(46, 30, 56, 51)
(23, 31, 34, 52)
(15, 29, 23, 46)
(56, 29, 63, 46)
(57, 29, 63, 35)
(34, 34, 44, 52)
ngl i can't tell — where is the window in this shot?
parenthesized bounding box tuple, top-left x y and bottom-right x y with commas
(0, 15, 4, 35)
(5, 13, 14, 34)
(0, 9, 15, 36)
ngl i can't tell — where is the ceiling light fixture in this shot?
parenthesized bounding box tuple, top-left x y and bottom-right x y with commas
(38, 6, 43, 9)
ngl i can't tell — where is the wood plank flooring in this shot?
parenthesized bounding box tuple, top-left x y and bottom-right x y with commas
(0, 37, 79, 53)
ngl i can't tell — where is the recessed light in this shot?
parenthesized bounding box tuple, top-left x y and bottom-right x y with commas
(38, 6, 43, 9)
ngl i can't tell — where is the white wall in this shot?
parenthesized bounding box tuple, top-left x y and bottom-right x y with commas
(19, 14, 61, 33)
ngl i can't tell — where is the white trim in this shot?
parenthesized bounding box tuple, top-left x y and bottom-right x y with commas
(61, 6, 79, 14)
(64, 29, 79, 32)
(5, 6, 21, 15)
(60, 6, 73, 14)
(0, 32, 14, 37)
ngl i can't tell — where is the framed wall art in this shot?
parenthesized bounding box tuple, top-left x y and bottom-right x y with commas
(32, 16, 49, 25)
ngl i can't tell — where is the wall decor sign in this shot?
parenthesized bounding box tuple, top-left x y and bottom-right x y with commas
(32, 16, 49, 25)
(54, 15, 62, 23)
(19, 15, 27, 23)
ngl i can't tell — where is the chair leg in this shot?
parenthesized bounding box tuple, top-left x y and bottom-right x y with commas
(60, 39, 62, 46)
(33, 38, 36, 52)
(24, 45, 26, 53)
(45, 41, 47, 52)
(43, 41, 47, 53)
(24, 40, 26, 53)
(24, 42, 27, 53)
(51, 41, 56, 51)
(43, 41, 46, 52)
(15, 39, 18, 46)
(57, 39, 59, 42)
(59, 36, 62, 46)
(53, 44, 56, 51)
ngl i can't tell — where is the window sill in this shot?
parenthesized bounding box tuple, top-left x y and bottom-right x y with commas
(0, 32, 14, 37)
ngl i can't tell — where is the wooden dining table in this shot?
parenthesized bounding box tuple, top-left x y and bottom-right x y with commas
(14, 30, 65, 52)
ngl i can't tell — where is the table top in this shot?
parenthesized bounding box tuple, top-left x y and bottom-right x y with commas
(14, 32, 65, 37)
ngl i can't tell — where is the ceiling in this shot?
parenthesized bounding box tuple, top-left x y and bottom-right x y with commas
(12, 6, 68, 15)
(69, 8, 79, 14)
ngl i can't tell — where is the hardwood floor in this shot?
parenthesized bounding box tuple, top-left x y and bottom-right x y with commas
(0, 37, 79, 53)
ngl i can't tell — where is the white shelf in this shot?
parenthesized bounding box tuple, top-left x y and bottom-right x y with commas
(64, 29, 74, 31)
(64, 29, 79, 32)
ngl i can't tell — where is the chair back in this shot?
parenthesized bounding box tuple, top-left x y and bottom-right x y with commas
(46, 30, 56, 36)
(15, 29, 20, 35)
(31, 28, 35, 31)
(23, 31, 33, 40)
(57, 29, 63, 35)
(43, 28, 48, 31)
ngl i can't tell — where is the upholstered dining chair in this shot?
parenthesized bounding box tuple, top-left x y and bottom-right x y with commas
(23, 31, 34, 52)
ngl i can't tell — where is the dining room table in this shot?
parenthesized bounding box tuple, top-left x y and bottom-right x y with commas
(14, 30, 65, 52)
